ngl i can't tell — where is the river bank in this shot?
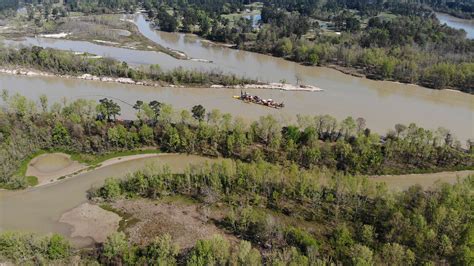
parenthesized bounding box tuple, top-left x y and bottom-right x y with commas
(0, 67, 321, 92)
(24, 152, 164, 188)
(1, 152, 471, 248)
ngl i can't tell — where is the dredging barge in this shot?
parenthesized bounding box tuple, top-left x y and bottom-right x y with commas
(234, 91, 285, 109)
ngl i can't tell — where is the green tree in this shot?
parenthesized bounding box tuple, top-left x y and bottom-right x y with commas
(100, 178, 122, 200)
(139, 124, 154, 145)
(192, 105, 206, 122)
(146, 234, 179, 265)
(188, 235, 231, 266)
(52, 123, 71, 145)
(47, 234, 71, 260)
(350, 244, 373, 266)
(234, 240, 261, 266)
(97, 98, 121, 121)
(103, 232, 129, 260)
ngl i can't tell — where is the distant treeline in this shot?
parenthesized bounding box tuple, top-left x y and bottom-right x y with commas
(4, 1, 473, 92)
(142, 0, 473, 93)
(1, 94, 472, 188)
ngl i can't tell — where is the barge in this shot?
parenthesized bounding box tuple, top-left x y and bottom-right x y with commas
(234, 91, 285, 109)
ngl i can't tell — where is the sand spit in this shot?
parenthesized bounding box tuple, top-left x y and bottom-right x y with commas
(60, 203, 121, 243)
(93, 39, 120, 45)
(26, 153, 87, 186)
(28, 153, 162, 188)
(211, 82, 323, 92)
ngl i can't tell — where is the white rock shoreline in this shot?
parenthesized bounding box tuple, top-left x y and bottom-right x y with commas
(0, 67, 322, 91)
(0, 67, 162, 87)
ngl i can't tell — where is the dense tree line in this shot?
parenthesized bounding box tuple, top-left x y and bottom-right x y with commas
(6, 0, 472, 91)
(2, 162, 471, 264)
(1, 94, 471, 188)
(0, 46, 253, 86)
(90, 160, 473, 264)
(140, 0, 473, 92)
(0, 232, 71, 263)
(421, 0, 473, 19)
(64, 0, 140, 13)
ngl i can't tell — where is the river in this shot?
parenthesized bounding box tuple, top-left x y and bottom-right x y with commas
(436, 12, 474, 39)
(1, 14, 473, 142)
(1, 73, 473, 143)
(0, 12, 472, 250)
(0, 154, 217, 247)
(1, 153, 471, 248)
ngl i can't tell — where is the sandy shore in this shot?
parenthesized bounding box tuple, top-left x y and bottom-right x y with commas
(28, 152, 163, 188)
(211, 82, 323, 92)
(370, 170, 474, 191)
(59, 203, 121, 243)
(26, 153, 87, 186)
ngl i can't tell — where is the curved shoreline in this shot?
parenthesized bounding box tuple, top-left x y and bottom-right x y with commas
(26, 153, 87, 186)
(32, 153, 164, 189)
(27, 151, 474, 191)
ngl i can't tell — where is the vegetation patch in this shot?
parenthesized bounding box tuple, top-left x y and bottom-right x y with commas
(100, 203, 140, 233)
(25, 175, 38, 186)
(87, 159, 473, 265)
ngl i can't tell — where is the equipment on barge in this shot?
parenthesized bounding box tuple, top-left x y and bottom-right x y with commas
(234, 91, 285, 109)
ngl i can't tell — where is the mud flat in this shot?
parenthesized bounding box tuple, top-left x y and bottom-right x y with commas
(59, 203, 121, 243)
(111, 198, 237, 249)
(26, 153, 87, 186)
(370, 170, 474, 191)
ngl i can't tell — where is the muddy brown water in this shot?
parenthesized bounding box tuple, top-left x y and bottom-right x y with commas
(0, 153, 470, 248)
(2, 14, 473, 142)
(1, 73, 473, 143)
(0, 12, 472, 248)
(0, 154, 218, 247)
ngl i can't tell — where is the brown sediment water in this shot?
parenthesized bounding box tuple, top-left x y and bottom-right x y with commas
(0, 153, 470, 247)
(0, 154, 218, 247)
(1, 14, 473, 143)
(1, 73, 473, 144)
